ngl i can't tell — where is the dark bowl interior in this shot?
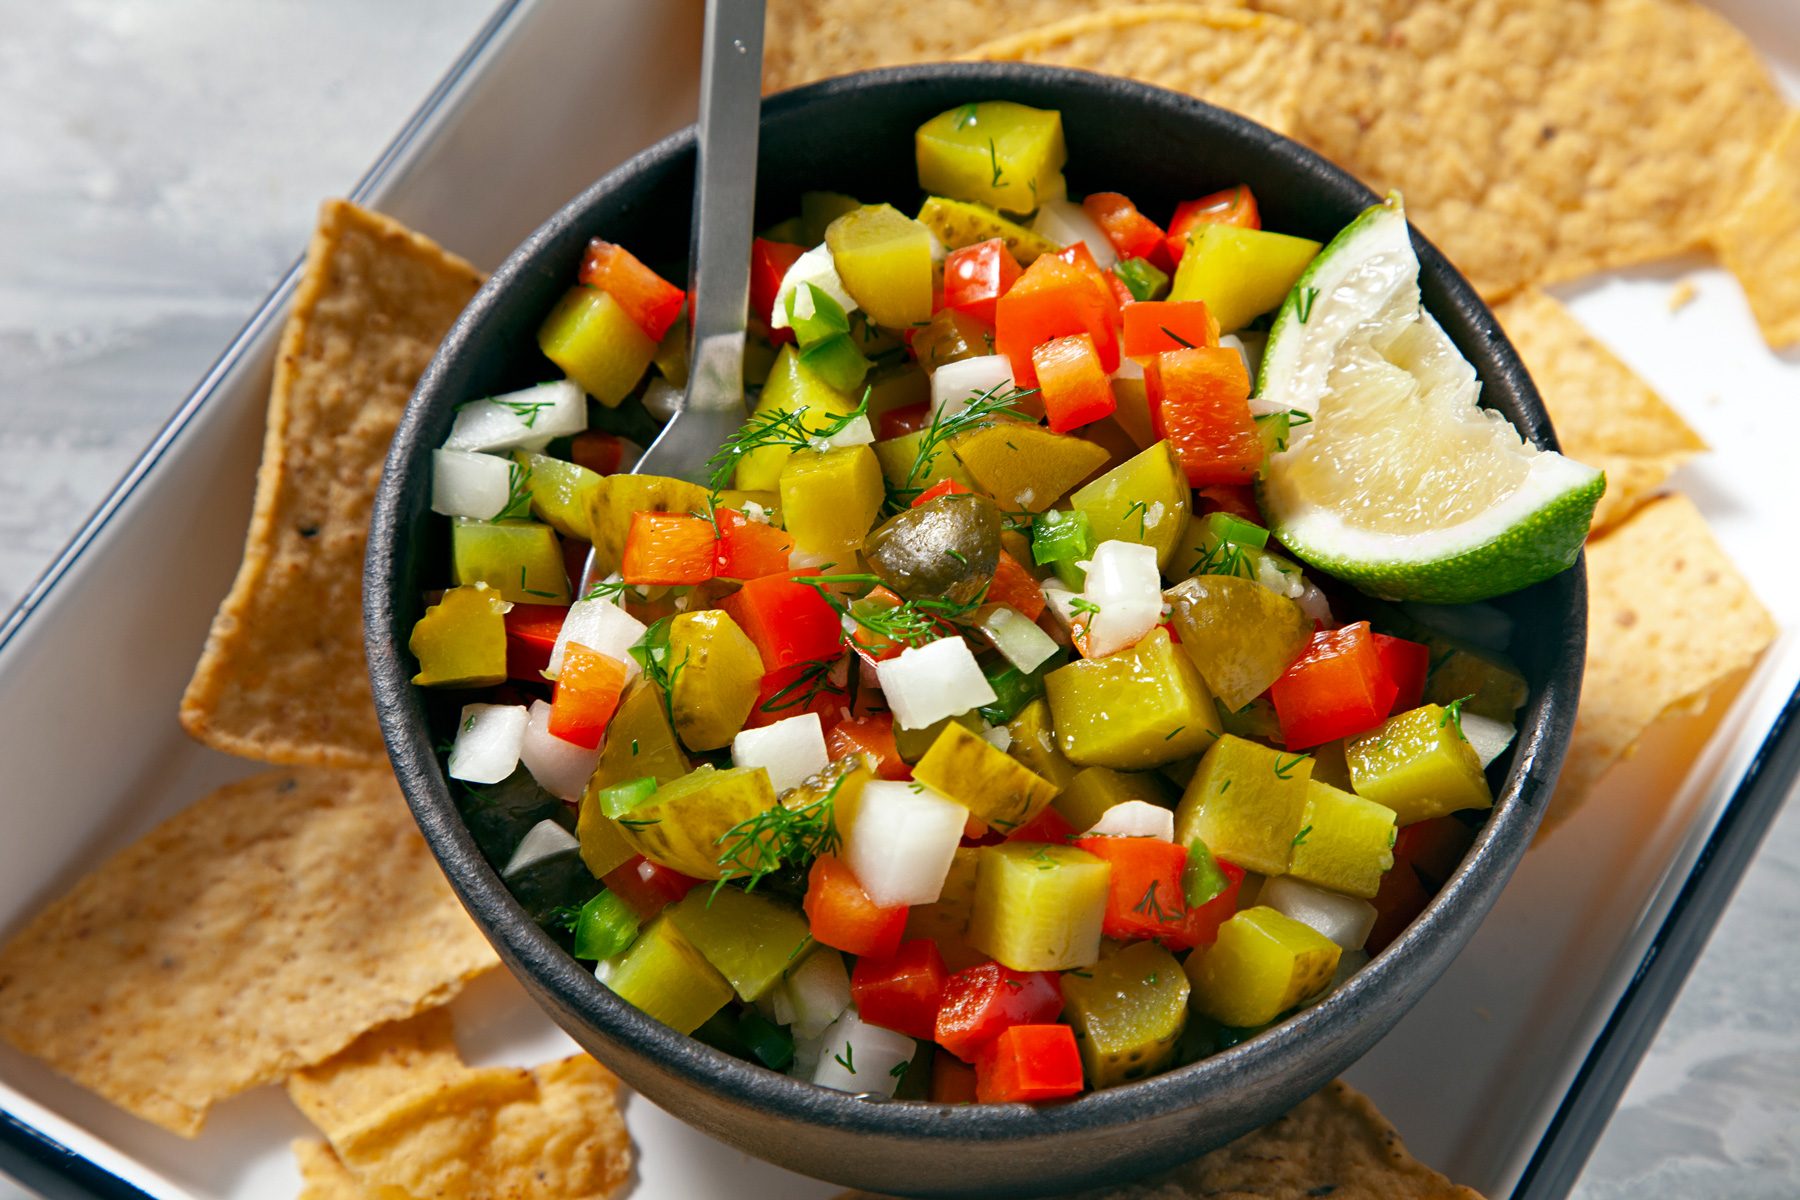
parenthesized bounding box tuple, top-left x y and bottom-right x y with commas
(366, 64, 1584, 1197)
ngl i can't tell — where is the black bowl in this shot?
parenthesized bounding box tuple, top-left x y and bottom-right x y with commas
(366, 64, 1584, 1197)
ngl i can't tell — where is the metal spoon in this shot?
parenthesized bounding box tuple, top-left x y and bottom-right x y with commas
(580, 0, 764, 593)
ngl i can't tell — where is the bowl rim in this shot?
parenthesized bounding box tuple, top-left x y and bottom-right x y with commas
(366, 60, 1584, 1147)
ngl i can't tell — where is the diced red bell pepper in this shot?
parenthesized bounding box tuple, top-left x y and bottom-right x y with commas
(1105, 269, 1138, 311)
(987, 550, 1046, 622)
(804, 854, 908, 959)
(826, 712, 910, 780)
(1178, 856, 1246, 949)
(1373, 633, 1431, 713)
(1081, 192, 1169, 265)
(935, 961, 1063, 1062)
(1393, 816, 1477, 888)
(548, 643, 629, 748)
(880, 402, 933, 440)
(1072, 836, 1190, 945)
(713, 508, 795, 581)
(503, 603, 565, 681)
(943, 238, 1023, 326)
(579, 239, 686, 342)
(603, 854, 701, 920)
(1269, 621, 1400, 750)
(621, 511, 717, 586)
(975, 1024, 1084, 1103)
(930, 1053, 979, 1103)
(1122, 300, 1220, 358)
(750, 238, 804, 343)
(1165, 185, 1261, 263)
(995, 253, 1120, 387)
(911, 478, 973, 507)
(1053, 241, 1124, 325)
(720, 570, 844, 671)
(569, 429, 628, 476)
(1147, 346, 1261, 486)
(1033, 333, 1117, 434)
(1194, 484, 1262, 525)
(745, 659, 847, 730)
(1367, 862, 1430, 954)
(851, 940, 949, 1039)
(1004, 805, 1075, 844)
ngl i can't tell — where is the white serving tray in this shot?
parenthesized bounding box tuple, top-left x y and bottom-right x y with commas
(1, 2, 1796, 1197)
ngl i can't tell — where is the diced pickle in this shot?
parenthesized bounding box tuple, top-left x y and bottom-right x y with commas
(1061, 942, 1189, 1088)
(1287, 780, 1398, 900)
(574, 796, 637, 881)
(1217, 694, 1284, 742)
(825, 204, 935, 329)
(591, 680, 692, 790)
(409, 583, 508, 687)
(951, 423, 1110, 513)
(451, 520, 571, 604)
(904, 845, 985, 971)
(784, 753, 877, 835)
(862, 493, 1001, 605)
(801, 190, 862, 244)
(1308, 738, 1354, 790)
(538, 286, 656, 407)
(1054, 767, 1175, 834)
(667, 610, 766, 752)
(913, 720, 1060, 834)
(874, 429, 979, 496)
(916, 196, 1060, 264)
(1345, 704, 1493, 825)
(779, 445, 885, 556)
(1069, 442, 1191, 571)
(912, 309, 996, 375)
(894, 710, 985, 765)
(515, 451, 602, 542)
(614, 764, 776, 879)
(1167, 225, 1321, 334)
(665, 887, 812, 1002)
(1166, 576, 1313, 710)
(1005, 699, 1080, 790)
(583, 474, 710, 578)
(605, 914, 734, 1035)
(734, 345, 859, 491)
(1186, 906, 1340, 1027)
(1425, 646, 1529, 722)
(1044, 629, 1222, 769)
(915, 101, 1066, 216)
(1174, 734, 1313, 876)
(863, 362, 932, 426)
(968, 842, 1110, 971)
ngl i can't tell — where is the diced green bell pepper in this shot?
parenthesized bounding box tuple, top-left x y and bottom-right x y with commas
(1031, 508, 1092, 590)
(786, 281, 851, 347)
(825, 204, 935, 329)
(451, 519, 571, 604)
(1287, 780, 1398, 899)
(605, 914, 734, 1035)
(538, 286, 655, 407)
(1044, 628, 1222, 769)
(1168, 225, 1321, 334)
(797, 332, 871, 394)
(913, 720, 1060, 834)
(977, 652, 1063, 727)
(665, 886, 812, 1002)
(915, 101, 1066, 217)
(572, 888, 640, 961)
(1111, 257, 1169, 303)
(1069, 441, 1191, 571)
(1061, 941, 1189, 1088)
(1186, 906, 1340, 1027)
(1345, 704, 1493, 825)
(1174, 734, 1313, 876)
(968, 842, 1110, 971)
(409, 583, 509, 687)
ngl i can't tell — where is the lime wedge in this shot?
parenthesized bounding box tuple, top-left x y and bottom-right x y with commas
(1255, 195, 1604, 604)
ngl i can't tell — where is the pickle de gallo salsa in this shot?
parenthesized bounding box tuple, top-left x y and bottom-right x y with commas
(410, 101, 1527, 1105)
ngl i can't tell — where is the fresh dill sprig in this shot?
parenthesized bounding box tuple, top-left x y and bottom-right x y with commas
(1439, 694, 1474, 739)
(704, 390, 871, 499)
(799, 572, 981, 649)
(1132, 879, 1179, 923)
(460, 389, 558, 428)
(887, 382, 1038, 510)
(712, 776, 844, 893)
(629, 616, 689, 724)
(494, 460, 534, 523)
(759, 659, 846, 715)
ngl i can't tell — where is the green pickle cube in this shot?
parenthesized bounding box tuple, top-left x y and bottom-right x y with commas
(1286, 780, 1398, 900)
(605, 914, 733, 1035)
(582, 473, 710, 577)
(1425, 646, 1529, 722)
(968, 842, 1110, 971)
(1166, 575, 1313, 711)
(1069, 441, 1191, 572)
(514, 451, 601, 542)
(800, 190, 862, 245)
(667, 610, 766, 753)
(1168, 225, 1321, 334)
(1174, 734, 1313, 876)
(409, 583, 509, 687)
(825, 204, 935, 329)
(1061, 941, 1190, 1088)
(1346, 704, 1493, 826)
(665, 887, 812, 1002)
(950, 423, 1109, 514)
(451, 519, 571, 604)
(537, 286, 655, 407)
(733, 345, 859, 490)
(916, 195, 1060, 264)
(1053, 766, 1173, 834)
(613, 764, 776, 880)
(1004, 699, 1080, 791)
(1044, 629, 1222, 769)
(915, 101, 1066, 216)
(913, 720, 1060, 834)
(905, 845, 985, 971)
(1186, 905, 1341, 1027)
(778, 445, 885, 556)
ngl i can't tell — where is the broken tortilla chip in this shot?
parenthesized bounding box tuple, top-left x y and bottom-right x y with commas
(287, 1008, 465, 1142)
(763, 0, 1246, 92)
(294, 1139, 366, 1200)
(1710, 110, 1800, 350)
(1548, 494, 1777, 828)
(1241, 0, 1786, 299)
(965, 8, 1314, 137)
(180, 200, 484, 768)
(0, 769, 497, 1136)
(1493, 287, 1706, 533)
(841, 1079, 1481, 1198)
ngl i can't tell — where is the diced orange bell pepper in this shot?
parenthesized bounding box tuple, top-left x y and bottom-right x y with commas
(713, 508, 795, 581)
(503, 602, 565, 681)
(719, 570, 844, 672)
(1122, 300, 1220, 359)
(1053, 241, 1123, 326)
(851, 940, 950, 1040)
(1082, 192, 1168, 266)
(1269, 621, 1401, 749)
(1072, 836, 1190, 946)
(548, 643, 628, 748)
(621, 511, 718, 586)
(995, 254, 1120, 387)
(987, 550, 1046, 621)
(603, 854, 701, 920)
(846, 585, 914, 664)
(1033, 333, 1117, 434)
(826, 712, 910, 780)
(1165, 185, 1261, 263)
(580, 239, 686, 342)
(943, 238, 1023, 326)
(1147, 346, 1261, 486)
(936, 962, 1063, 1062)
(804, 853, 908, 958)
(569, 430, 628, 476)
(975, 1024, 1084, 1103)
(1393, 816, 1477, 888)
(911, 478, 973, 507)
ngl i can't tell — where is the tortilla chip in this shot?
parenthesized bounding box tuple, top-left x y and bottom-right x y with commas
(287, 1008, 464, 1142)
(0, 769, 497, 1136)
(841, 1080, 1480, 1199)
(294, 1139, 366, 1200)
(328, 1056, 632, 1200)
(180, 200, 484, 768)
(1493, 288, 1705, 533)
(1549, 494, 1776, 827)
(1242, 0, 1786, 299)
(965, 8, 1314, 137)
(764, 0, 1245, 92)
(1710, 110, 1800, 350)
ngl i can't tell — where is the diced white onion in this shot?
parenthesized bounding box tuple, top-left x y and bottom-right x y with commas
(642, 376, 683, 423)
(925, 228, 946, 266)
(789, 545, 841, 572)
(875, 637, 997, 730)
(1041, 580, 1079, 631)
(1077, 540, 1163, 658)
(811, 1008, 916, 1096)
(1030, 198, 1118, 269)
(1261, 876, 1377, 951)
(443, 379, 586, 453)
(1082, 800, 1175, 841)
(790, 1033, 826, 1080)
(732, 713, 830, 794)
(786, 946, 852, 1040)
(548, 599, 646, 680)
(770, 982, 798, 1028)
(520, 700, 601, 801)
(1399, 600, 1514, 653)
(1111, 356, 1145, 382)
(430, 450, 514, 520)
(976, 605, 1059, 673)
(1458, 712, 1515, 768)
(981, 723, 1012, 752)
(931, 354, 1014, 419)
(845, 780, 967, 907)
(815, 414, 875, 450)
(1220, 331, 1266, 380)
(770, 244, 857, 330)
(447, 703, 529, 785)
(501, 818, 579, 878)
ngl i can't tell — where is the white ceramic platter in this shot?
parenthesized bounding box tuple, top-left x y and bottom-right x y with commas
(1, 1, 1796, 1197)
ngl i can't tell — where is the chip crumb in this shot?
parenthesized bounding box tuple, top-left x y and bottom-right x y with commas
(1710, 111, 1800, 349)
(1667, 279, 1698, 313)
